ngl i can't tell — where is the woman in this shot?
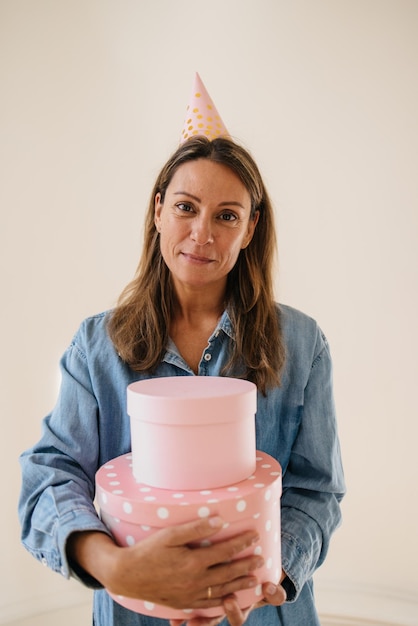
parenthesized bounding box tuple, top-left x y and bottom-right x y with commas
(19, 136, 345, 626)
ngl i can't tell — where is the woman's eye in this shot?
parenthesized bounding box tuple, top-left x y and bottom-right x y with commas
(176, 202, 194, 213)
(219, 212, 238, 222)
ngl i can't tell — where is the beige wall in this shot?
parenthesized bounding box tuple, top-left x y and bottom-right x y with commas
(1, 1, 417, 624)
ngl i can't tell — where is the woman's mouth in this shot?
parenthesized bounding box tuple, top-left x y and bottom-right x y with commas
(181, 252, 214, 265)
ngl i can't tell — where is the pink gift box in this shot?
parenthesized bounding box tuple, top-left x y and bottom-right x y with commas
(127, 377, 257, 490)
(96, 452, 282, 620)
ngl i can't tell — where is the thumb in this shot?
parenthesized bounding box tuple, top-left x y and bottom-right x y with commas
(262, 581, 287, 605)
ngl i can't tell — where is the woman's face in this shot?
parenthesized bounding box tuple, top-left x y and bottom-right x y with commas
(154, 159, 258, 296)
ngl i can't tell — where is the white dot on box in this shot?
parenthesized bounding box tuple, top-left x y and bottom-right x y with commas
(254, 483, 265, 489)
(141, 525, 151, 531)
(123, 502, 133, 514)
(198, 506, 210, 518)
(200, 490, 212, 495)
(265, 489, 271, 501)
(109, 481, 120, 486)
(101, 493, 108, 504)
(255, 584, 262, 596)
(106, 473, 117, 478)
(112, 489, 123, 495)
(236, 500, 247, 512)
(274, 531, 279, 542)
(157, 507, 169, 519)
(262, 464, 272, 469)
(104, 464, 114, 470)
(183, 609, 193, 614)
(267, 557, 273, 569)
(172, 493, 184, 499)
(126, 535, 135, 546)
(144, 496, 156, 502)
(254, 546, 262, 555)
(140, 487, 151, 492)
(227, 486, 239, 492)
(144, 601, 155, 610)
(265, 520, 272, 531)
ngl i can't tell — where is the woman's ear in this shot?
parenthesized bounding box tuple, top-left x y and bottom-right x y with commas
(241, 210, 260, 249)
(154, 192, 162, 232)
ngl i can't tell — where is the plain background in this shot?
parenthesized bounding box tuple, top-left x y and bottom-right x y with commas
(1, 1, 417, 624)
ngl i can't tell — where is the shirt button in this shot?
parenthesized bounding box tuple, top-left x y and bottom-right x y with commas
(204, 353, 212, 362)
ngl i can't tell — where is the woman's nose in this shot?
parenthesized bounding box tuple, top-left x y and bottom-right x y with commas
(190, 216, 214, 245)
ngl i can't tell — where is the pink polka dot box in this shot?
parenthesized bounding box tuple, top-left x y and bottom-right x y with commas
(96, 451, 282, 619)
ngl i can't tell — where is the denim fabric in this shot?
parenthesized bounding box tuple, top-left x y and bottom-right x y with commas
(19, 304, 345, 625)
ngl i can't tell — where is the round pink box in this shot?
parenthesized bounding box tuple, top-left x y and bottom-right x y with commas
(127, 376, 257, 490)
(96, 451, 282, 620)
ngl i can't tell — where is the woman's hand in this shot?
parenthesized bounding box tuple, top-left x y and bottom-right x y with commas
(68, 516, 263, 611)
(169, 576, 287, 626)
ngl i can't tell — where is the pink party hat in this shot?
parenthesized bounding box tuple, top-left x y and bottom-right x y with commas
(180, 73, 229, 143)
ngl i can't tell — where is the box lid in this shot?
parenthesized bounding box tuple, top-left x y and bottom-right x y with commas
(127, 376, 257, 425)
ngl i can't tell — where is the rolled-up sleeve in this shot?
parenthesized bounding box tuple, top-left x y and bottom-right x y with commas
(280, 330, 345, 601)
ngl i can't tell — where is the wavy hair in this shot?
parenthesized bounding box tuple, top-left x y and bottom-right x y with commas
(108, 136, 284, 393)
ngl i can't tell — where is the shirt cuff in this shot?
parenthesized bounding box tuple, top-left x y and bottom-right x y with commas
(57, 508, 113, 588)
(280, 530, 314, 603)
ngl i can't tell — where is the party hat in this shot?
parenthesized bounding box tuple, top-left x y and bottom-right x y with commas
(180, 73, 229, 143)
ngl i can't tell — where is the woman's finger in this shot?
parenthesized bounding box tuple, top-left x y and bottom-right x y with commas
(164, 516, 260, 568)
(164, 516, 225, 546)
(169, 617, 224, 626)
(261, 581, 287, 605)
(223, 596, 253, 626)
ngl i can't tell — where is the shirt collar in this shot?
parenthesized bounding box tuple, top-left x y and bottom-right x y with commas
(216, 309, 235, 340)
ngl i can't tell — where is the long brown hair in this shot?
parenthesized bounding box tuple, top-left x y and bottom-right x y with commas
(108, 136, 285, 393)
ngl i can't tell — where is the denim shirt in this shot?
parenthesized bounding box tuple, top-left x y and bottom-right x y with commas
(19, 304, 345, 626)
